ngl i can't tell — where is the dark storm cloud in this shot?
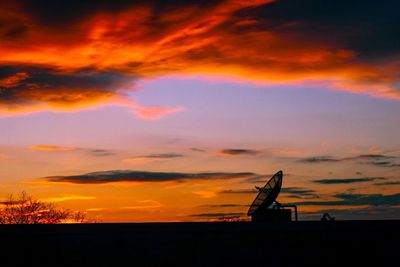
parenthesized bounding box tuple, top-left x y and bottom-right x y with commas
(233, 0, 400, 60)
(313, 177, 386, 184)
(46, 170, 257, 184)
(0, 23, 28, 39)
(290, 193, 400, 207)
(16, 0, 219, 27)
(1, 0, 400, 115)
(1, 0, 400, 116)
(0, 65, 134, 110)
(219, 149, 259, 156)
(191, 212, 245, 218)
(13, 0, 400, 62)
(0, 65, 132, 91)
(18, 0, 133, 27)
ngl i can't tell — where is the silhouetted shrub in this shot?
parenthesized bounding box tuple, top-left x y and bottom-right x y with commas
(0, 191, 87, 224)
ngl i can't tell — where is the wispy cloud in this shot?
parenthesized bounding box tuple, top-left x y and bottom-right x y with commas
(120, 200, 163, 210)
(289, 193, 400, 207)
(89, 149, 115, 157)
(298, 154, 396, 163)
(281, 187, 316, 195)
(242, 173, 286, 184)
(46, 170, 257, 184)
(364, 161, 400, 168)
(374, 181, 400, 186)
(219, 148, 259, 156)
(145, 153, 184, 159)
(131, 104, 184, 120)
(219, 189, 258, 194)
(122, 153, 184, 165)
(297, 154, 400, 168)
(190, 148, 207, 153)
(297, 156, 340, 163)
(313, 177, 386, 184)
(30, 146, 118, 157)
(122, 158, 164, 165)
(281, 187, 319, 199)
(42, 195, 95, 202)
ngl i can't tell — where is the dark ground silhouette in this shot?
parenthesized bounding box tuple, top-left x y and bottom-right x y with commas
(0, 220, 398, 267)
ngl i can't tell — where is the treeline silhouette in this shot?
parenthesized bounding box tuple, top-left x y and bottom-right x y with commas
(0, 191, 89, 224)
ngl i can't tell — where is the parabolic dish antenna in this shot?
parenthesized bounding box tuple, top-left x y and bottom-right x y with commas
(248, 170, 298, 222)
(247, 170, 283, 216)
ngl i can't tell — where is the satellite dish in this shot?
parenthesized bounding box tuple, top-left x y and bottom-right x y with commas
(248, 170, 283, 216)
(248, 170, 298, 222)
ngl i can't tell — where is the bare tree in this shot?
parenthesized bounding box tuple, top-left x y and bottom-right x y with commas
(0, 191, 89, 224)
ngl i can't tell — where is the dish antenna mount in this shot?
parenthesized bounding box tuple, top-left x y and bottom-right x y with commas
(248, 170, 298, 222)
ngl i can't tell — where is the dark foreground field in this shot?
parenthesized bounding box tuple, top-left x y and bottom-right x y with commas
(0, 221, 398, 267)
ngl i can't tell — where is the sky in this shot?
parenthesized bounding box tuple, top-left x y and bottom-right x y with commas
(0, 0, 399, 222)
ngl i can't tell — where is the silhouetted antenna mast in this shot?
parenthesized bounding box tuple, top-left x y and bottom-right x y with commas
(248, 170, 298, 222)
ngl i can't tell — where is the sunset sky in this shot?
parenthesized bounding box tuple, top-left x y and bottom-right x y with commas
(1, 0, 399, 222)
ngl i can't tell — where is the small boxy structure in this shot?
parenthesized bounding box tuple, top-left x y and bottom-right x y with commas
(248, 170, 298, 222)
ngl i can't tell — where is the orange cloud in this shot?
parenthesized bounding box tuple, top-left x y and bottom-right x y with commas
(42, 195, 96, 202)
(30, 145, 77, 151)
(120, 200, 163, 210)
(86, 208, 103, 212)
(0, 72, 29, 88)
(1, 0, 400, 117)
(131, 105, 184, 120)
(192, 190, 219, 199)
